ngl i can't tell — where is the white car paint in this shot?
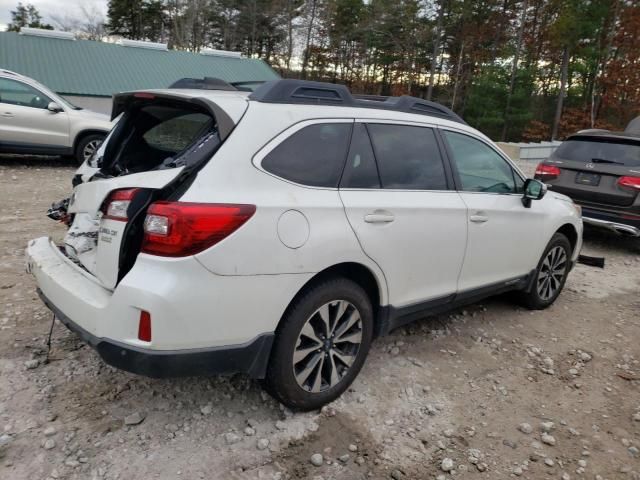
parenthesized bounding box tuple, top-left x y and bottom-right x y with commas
(26, 87, 583, 359)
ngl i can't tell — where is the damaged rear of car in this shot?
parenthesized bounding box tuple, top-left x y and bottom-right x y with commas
(25, 90, 270, 377)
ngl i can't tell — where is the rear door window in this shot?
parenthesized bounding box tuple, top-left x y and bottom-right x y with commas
(366, 123, 447, 190)
(262, 123, 352, 188)
(553, 137, 640, 167)
(143, 112, 212, 152)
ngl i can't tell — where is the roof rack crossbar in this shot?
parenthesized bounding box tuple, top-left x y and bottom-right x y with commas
(250, 79, 466, 124)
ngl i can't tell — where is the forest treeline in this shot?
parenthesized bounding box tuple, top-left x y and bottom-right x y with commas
(9, 0, 640, 142)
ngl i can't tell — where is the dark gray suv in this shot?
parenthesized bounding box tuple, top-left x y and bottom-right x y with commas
(535, 128, 640, 237)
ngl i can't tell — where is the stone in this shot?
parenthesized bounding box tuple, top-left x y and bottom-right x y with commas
(579, 352, 592, 362)
(541, 433, 556, 446)
(310, 453, 323, 467)
(124, 412, 145, 426)
(257, 438, 269, 450)
(244, 427, 255, 436)
(441, 458, 454, 472)
(561, 474, 570, 480)
(544, 458, 554, 467)
(200, 405, 212, 415)
(348, 444, 358, 452)
(540, 422, 554, 433)
(24, 359, 39, 369)
(518, 423, 533, 434)
(338, 454, 350, 463)
(43, 439, 56, 450)
(44, 426, 56, 437)
(224, 432, 241, 445)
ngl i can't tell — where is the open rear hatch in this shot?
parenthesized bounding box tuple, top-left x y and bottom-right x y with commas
(59, 91, 247, 289)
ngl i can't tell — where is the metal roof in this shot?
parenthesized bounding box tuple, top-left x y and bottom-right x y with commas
(0, 32, 279, 97)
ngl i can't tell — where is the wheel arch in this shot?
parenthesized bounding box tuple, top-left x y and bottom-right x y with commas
(277, 262, 386, 338)
(556, 223, 579, 254)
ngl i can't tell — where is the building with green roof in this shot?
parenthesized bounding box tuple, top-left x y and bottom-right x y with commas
(0, 29, 279, 114)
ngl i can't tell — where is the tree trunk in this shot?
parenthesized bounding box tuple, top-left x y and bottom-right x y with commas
(427, 0, 444, 101)
(501, 0, 528, 141)
(301, 0, 318, 79)
(451, 42, 464, 110)
(552, 46, 569, 141)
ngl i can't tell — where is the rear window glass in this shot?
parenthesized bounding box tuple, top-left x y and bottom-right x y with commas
(262, 123, 352, 188)
(554, 138, 640, 167)
(143, 113, 211, 152)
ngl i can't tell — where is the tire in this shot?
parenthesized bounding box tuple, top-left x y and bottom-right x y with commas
(517, 232, 572, 310)
(264, 277, 374, 411)
(75, 133, 104, 165)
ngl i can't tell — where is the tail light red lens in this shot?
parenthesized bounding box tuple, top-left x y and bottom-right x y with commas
(534, 164, 561, 180)
(617, 176, 640, 191)
(141, 202, 256, 257)
(138, 310, 151, 342)
(101, 188, 141, 222)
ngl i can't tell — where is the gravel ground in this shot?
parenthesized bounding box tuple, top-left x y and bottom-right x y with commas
(0, 156, 639, 480)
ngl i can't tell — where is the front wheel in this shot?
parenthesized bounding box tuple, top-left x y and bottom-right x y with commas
(75, 134, 105, 165)
(265, 278, 373, 411)
(517, 232, 572, 310)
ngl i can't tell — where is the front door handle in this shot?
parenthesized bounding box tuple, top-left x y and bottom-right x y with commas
(470, 214, 489, 223)
(364, 211, 395, 223)
(1, 112, 14, 118)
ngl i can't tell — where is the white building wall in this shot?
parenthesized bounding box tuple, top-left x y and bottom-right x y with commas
(61, 95, 112, 115)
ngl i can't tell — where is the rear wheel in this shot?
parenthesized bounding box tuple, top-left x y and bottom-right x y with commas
(75, 134, 104, 165)
(265, 278, 373, 410)
(517, 232, 572, 310)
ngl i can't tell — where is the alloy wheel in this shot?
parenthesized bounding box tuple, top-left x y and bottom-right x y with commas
(292, 300, 363, 393)
(536, 245, 567, 301)
(83, 139, 102, 162)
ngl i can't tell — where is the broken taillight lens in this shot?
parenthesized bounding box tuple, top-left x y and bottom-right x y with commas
(141, 202, 256, 257)
(101, 188, 141, 222)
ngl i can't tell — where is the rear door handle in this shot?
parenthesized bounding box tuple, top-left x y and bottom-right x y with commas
(1, 112, 14, 118)
(364, 211, 395, 223)
(470, 214, 489, 223)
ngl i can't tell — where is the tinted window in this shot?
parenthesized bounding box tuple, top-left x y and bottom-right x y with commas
(143, 112, 212, 152)
(340, 124, 380, 188)
(0, 78, 51, 109)
(553, 137, 640, 167)
(263, 123, 352, 187)
(443, 130, 518, 194)
(367, 124, 447, 190)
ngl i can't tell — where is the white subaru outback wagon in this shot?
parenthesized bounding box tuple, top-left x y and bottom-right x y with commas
(26, 80, 583, 410)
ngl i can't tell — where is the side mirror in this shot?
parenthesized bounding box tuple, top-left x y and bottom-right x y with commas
(47, 102, 63, 113)
(522, 178, 547, 208)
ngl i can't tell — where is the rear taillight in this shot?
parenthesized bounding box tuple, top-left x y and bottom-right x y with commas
(101, 188, 141, 222)
(617, 176, 640, 191)
(141, 202, 256, 257)
(534, 164, 561, 180)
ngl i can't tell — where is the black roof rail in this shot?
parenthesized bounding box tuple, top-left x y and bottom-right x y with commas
(169, 77, 238, 91)
(249, 79, 466, 124)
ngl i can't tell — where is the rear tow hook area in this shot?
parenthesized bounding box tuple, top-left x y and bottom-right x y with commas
(578, 254, 605, 269)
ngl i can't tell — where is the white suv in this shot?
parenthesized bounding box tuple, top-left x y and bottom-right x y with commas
(26, 80, 583, 410)
(0, 70, 112, 163)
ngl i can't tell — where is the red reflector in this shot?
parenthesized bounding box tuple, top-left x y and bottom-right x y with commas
(138, 311, 151, 342)
(141, 202, 256, 257)
(133, 92, 155, 99)
(534, 163, 561, 180)
(617, 176, 640, 191)
(101, 188, 141, 222)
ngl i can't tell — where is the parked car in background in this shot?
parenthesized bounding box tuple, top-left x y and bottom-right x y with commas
(535, 129, 640, 238)
(0, 69, 112, 163)
(26, 80, 583, 410)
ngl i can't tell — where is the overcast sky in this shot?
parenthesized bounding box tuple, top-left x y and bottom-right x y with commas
(0, 0, 108, 27)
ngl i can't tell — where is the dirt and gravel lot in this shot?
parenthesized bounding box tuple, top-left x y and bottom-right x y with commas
(0, 156, 639, 480)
